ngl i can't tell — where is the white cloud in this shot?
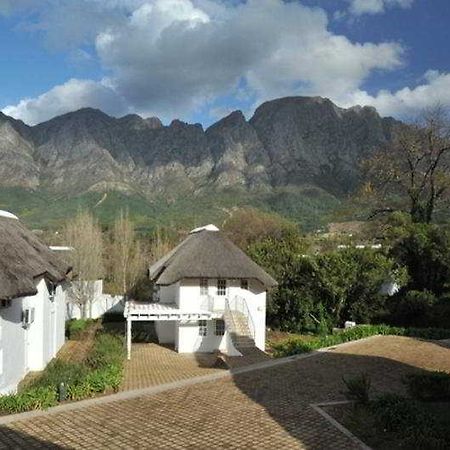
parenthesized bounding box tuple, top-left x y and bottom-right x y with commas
(2, 0, 406, 124)
(348, 0, 414, 16)
(2, 79, 127, 125)
(341, 71, 450, 117)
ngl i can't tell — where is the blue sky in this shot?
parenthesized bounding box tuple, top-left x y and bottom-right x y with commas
(0, 0, 449, 126)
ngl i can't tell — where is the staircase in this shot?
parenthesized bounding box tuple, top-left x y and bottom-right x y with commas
(223, 307, 256, 350)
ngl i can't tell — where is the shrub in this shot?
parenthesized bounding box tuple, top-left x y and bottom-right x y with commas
(405, 371, 450, 401)
(66, 319, 94, 340)
(0, 387, 57, 414)
(87, 333, 124, 369)
(369, 393, 449, 449)
(342, 373, 371, 404)
(271, 324, 450, 357)
(0, 332, 125, 414)
(388, 290, 437, 327)
(29, 360, 88, 390)
(370, 393, 435, 433)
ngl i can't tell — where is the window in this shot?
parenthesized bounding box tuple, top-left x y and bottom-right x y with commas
(217, 279, 226, 296)
(200, 278, 208, 296)
(198, 320, 207, 336)
(240, 279, 249, 290)
(215, 319, 225, 336)
(0, 300, 11, 308)
(48, 282, 57, 302)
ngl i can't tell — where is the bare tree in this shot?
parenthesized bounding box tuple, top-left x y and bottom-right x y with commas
(363, 106, 450, 223)
(109, 211, 148, 297)
(149, 226, 173, 263)
(63, 210, 104, 318)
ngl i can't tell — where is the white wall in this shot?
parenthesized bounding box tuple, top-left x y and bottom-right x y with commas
(0, 297, 26, 394)
(66, 280, 124, 320)
(0, 278, 67, 394)
(154, 278, 267, 354)
(155, 321, 176, 344)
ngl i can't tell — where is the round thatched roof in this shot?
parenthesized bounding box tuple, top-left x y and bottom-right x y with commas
(0, 214, 71, 300)
(149, 227, 277, 287)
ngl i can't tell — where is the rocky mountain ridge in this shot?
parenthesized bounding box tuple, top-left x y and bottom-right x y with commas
(0, 96, 397, 200)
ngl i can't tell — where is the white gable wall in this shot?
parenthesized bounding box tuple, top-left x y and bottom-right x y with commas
(0, 297, 26, 394)
(0, 278, 67, 394)
(165, 278, 266, 353)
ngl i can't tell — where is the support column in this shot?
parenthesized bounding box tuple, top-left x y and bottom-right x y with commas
(127, 317, 132, 360)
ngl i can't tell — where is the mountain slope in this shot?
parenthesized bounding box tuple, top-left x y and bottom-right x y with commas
(0, 96, 398, 228)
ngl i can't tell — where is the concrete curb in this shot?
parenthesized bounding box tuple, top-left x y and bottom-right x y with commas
(310, 401, 372, 450)
(0, 335, 381, 425)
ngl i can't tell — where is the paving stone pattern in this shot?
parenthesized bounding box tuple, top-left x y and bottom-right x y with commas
(1, 336, 449, 449)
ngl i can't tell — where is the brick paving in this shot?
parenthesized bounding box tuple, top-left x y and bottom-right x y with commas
(121, 343, 223, 391)
(1, 336, 449, 449)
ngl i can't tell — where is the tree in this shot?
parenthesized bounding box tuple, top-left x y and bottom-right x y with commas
(363, 106, 450, 223)
(63, 210, 104, 318)
(223, 207, 298, 250)
(390, 223, 450, 295)
(109, 211, 148, 297)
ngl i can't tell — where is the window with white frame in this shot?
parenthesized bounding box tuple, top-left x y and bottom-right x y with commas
(198, 320, 207, 336)
(215, 319, 225, 336)
(217, 279, 226, 296)
(200, 278, 208, 296)
(240, 279, 249, 290)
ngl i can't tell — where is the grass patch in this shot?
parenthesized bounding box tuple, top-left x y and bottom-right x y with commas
(271, 324, 450, 357)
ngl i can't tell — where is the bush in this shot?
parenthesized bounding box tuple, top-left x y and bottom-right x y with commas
(272, 324, 450, 357)
(388, 290, 437, 327)
(0, 333, 125, 414)
(0, 387, 57, 414)
(367, 393, 449, 449)
(405, 371, 450, 401)
(87, 333, 124, 369)
(29, 360, 89, 390)
(66, 319, 94, 340)
(342, 373, 371, 404)
(370, 393, 435, 433)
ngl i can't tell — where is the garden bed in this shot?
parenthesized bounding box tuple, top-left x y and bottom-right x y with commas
(324, 370, 450, 449)
(271, 324, 450, 357)
(0, 332, 125, 415)
(325, 399, 450, 449)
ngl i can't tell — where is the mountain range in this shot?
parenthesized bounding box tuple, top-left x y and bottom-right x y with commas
(0, 96, 397, 230)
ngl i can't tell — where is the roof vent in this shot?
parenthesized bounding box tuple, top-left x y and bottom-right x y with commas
(0, 210, 19, 220)
(190, 224, 219, 234)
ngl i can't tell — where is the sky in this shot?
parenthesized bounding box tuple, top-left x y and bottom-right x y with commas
(0, 0, 449, 126)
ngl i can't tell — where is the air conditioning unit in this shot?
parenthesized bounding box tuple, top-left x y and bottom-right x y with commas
(22, 308, 35, 327)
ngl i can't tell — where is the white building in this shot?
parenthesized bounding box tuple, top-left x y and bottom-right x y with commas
(0, 211, 71, 394)
(124, 225, 277, 358)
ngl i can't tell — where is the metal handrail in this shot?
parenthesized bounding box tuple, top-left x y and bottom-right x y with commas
(227, 295, 255, 341)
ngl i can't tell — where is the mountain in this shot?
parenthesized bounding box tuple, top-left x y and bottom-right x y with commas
(0, 96, 398, 229)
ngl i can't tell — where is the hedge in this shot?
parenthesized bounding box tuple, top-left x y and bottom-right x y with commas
(272, 324, 450, 357)
(0, 333, 125, 414)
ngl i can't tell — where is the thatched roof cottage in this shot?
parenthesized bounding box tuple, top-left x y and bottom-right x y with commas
(0, 211, 70, 393)
(124, 224, 276, 358)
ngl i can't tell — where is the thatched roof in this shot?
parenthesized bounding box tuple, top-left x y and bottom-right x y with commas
(149, 226, 277, 288)
(0, 213, 71, 300)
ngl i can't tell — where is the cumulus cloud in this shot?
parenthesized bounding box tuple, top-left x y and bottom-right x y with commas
(347, 0, 414, 16)
(2, 79, 127, 125)
(341, 71, 450, 117)
(2, 0, 407, 124)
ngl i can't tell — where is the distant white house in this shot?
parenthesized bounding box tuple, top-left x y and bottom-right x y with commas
(0, 211, 71, 394)
(124, 224, 277, 359)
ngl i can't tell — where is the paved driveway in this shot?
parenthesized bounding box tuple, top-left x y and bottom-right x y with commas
(1, 336, 449, 449)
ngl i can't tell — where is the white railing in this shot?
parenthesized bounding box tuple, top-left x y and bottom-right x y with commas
(227, 295, 255, 341)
